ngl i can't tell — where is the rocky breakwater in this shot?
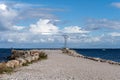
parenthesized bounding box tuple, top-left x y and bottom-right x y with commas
(62, 48, 84, 57)
(0, 50, 47, 74)
(62, 48, 120, 66)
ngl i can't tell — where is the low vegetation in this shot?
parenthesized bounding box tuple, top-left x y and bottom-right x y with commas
(62, 48, 71, 54)
(0, 67, 13, 74)
(23, 51, 48, 66)
(0, 63, 14, 74)
(38, 51, 48, 60)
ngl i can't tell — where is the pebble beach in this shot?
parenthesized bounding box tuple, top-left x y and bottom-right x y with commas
(1, 50, 120, 80)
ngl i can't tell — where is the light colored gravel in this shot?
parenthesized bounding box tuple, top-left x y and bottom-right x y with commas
(0, 50, 120, 80)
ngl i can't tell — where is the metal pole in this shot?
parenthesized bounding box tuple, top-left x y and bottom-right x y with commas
(63, 35, 68, 48)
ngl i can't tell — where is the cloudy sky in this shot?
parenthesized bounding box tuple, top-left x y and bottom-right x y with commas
(0, 0, 120, 48)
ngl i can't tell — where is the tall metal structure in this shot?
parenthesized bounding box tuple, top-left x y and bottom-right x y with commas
(62, 34, 69, 48)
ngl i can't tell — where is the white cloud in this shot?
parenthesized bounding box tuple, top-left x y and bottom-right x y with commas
(85, 18, 120, 30)
(7, 39, 14, 42)
(0, 31, 57, 43)
(29, 19, 59, 34)
(0, 4, 7, 10)
(0, 32, 27, 43)
(29, 19, 90, 35)
(83, 37, 101, 43)
(0, 17, 91, 44)
(0, 3, 18, 30)
(63, 26, 89, 33)
(0, 2, 120, 48)
(0, 2, 63, 31)
(12, 25, 25, 30)
(109, 32, 120, 37)
(111, 2, 120, 8)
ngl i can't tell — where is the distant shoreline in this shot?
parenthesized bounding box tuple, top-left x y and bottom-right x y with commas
(0, 48, 120, 49)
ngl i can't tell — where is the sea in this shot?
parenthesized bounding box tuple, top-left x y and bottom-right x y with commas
(74, 49, 120, 62)
(0, 48, 120, 62)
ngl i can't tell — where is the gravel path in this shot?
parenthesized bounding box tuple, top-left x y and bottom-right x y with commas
(1, 50, 120, 80)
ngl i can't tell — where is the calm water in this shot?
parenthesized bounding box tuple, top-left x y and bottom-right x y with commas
(0, 48, 12, 62)
(0, 48, 120, 62)
(74, 49, 120, 62)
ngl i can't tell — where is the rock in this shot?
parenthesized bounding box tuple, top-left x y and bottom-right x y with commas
(11, 50, 25, 59)
(0, 62, 6, 69)
(23, 51, 31, 58)
(106, 60, 117, 64)
(16, 58, 27, 66)
(25, 57, 32, 63)
(32, 52, 39, 56)
(7, 50, 47, 67)
(6, 60, 19, 68)
(13, 60, 20, 68)
(77, 55, 84, 58)
(32, 56, 36, 61)
(92, 58, 101, 62)
(99, 59, 106, 62)
(34, 55, 39, 60)
(6, 61, 14, 68)
(30, 50, 40, 56)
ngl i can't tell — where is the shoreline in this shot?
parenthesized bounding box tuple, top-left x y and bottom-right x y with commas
(1, 48, 120, 63)
(62, 49, 120, 66)
(1, 48, 120, 66)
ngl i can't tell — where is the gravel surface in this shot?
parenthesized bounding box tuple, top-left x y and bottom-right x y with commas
(0, 50, 120, 80)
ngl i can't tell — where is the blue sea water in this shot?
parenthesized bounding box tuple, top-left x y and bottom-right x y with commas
(74, 49, 120, 62)
(0, 48, 12, 62)
(0, 48, 120, 62)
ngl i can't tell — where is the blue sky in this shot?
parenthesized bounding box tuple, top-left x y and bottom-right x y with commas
(0, 0, 120, 48)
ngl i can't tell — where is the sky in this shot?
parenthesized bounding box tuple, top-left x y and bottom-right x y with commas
(0, 0, 120, 48)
